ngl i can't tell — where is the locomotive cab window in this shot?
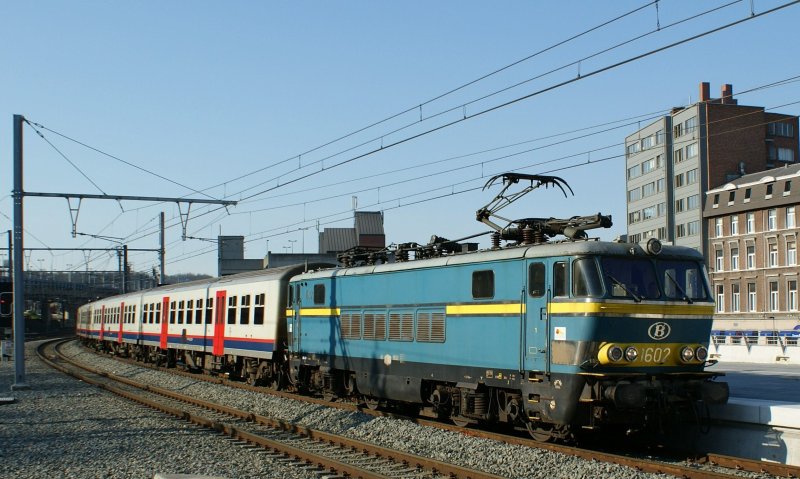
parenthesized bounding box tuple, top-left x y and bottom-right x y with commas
(472, 270, 494, 299)
(313, 284, 325, 305)
(529, 262, 545, 297)
(572, 258, 603, 297)
(553, 261, 567, 297)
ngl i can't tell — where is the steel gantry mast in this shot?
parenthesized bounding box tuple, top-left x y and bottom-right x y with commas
(10, 114, 237, 389)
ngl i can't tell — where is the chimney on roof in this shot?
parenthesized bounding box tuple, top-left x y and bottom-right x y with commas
(721, 83, 736, 104)
(699, 82, 710, 102)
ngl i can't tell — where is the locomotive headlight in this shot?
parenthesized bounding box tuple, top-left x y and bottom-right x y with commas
(607, 345, 624, 362)
(680, 346, 695, 362)
(624, 346, 638, 362)
(695, 346, 708, 362)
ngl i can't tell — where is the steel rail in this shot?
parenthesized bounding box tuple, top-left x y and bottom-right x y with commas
(76, 339, 800, 479)
(42, 339, 505, 479)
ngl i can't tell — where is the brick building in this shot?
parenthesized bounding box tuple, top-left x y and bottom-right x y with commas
(625, 82, 798, 258)
(704, 164, 800, 332)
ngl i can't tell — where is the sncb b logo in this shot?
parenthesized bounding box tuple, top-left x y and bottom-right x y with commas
(648, 322, 671, 340)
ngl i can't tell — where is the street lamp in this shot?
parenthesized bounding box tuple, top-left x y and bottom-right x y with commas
(288, 240, 297, 254)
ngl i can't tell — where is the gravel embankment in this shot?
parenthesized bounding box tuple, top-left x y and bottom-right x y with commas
(0, 339, 771, 479)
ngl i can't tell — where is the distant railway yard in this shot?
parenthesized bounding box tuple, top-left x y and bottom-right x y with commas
(0, 337, 796, 479)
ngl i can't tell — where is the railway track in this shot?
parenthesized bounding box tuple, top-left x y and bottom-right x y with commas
(39, 338, 504, 479)
(61, 338, 799, 479)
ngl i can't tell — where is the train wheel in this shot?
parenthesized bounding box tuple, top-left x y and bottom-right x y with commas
(526, 422, 554, 442)
(362, 396, 382, 410)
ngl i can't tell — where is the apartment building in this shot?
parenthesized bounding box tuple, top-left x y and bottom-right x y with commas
(625, 82, 798, 258)
(704, 164, 800, 332)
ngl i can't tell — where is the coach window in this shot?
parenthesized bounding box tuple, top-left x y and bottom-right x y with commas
(254, 294, 265, 325)
(314, 284, 325, 305)
(472, 270, 494, 299)
(169, 301, 176, 324)
(178, 301, 185, 324)
(553, 261, 567, 297)
(206, 298, 213, 324)
(528, 262, 545, 297)
(572, 258, 603, 297)
(155, 303, 161, 324)
(186, 300, 194, 324)
(195, 299, 203, 323)
(240, 294, 251, 324)
(227, 296, 237, 324)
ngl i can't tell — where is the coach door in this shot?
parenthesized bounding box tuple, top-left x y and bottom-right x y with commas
(99, 305, 106, 341)
(160, 296, 170, 349)
(118, 302, 125, 344)
(524, 260, 561, 373)
(213, 290, 226, 356)
(290, 283, 301, 353)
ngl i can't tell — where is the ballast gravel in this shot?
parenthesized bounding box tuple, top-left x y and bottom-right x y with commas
(0, 340, 770, 479)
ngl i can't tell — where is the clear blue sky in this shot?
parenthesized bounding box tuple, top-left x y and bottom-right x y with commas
(2, 1, 799, 276)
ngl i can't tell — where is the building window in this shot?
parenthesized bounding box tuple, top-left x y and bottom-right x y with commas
(628, 211, 640, 224)
(731, 247, 739, 270)
(656, 178, 665, 193)
(641, 157, 655, 173)
(768, 243, 778, 267)
(728, 191, 735, 204)
(673, 122, 684, 138)
(642, 206, 656, 220)
(687, 194, 700, 210)
(744, 188, 752, 202)
(785, 181, 792, 196)
(686, 168, 698, 184)
(766, 184, 774, 198)
(787, 206, 796, 228)
(642, 182, 656, 197)
(768, 209, 777, 230)
(747, 245, 755, 269)
(676, 224, 686, 238)
(715, 218, 723, 237)
(626, 142, 640, 157)
(674, 173, 684, 188)
(684, 116, 697, 133)
(627, 164, 641, 179)
(673, 147, 684, 163)
(731, 215, 738, 235)
(628, 188, 641, 202)
(657, 202, 666, 217)
(675, 198, 685, 213)
(641, 135, 654, 150)
(655, 129, 665, 144)
(732, 283, 740, 312)
(769, 145, 795, 162)
(687, 220, 700, 236)
(768, 122, 794, 137)
(789, 281, 798, 311)
(788, 241, 797, 266)
(713, 194, 720, 208)
(716, 285, 724, 313)
(747, 283, 757, 312)
(685, 142, 698, 159)
(657, 226, 667, 239)
(769, 281, 779, 312)
(656, 154, 664, 168)
(746, 212, 755, 233)
(715, 249, 724, 272)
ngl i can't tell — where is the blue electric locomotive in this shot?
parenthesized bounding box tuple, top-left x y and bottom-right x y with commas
(285, 174, 728, 439)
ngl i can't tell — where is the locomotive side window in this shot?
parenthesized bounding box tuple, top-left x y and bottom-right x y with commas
(471, 270, 495, 299)
(254, 294, 265, 325)
(314, 284, 325, 305)
(227, 296, 237, 324)
(572, 258, 603, 297)
(553, 262, 567, 297)
(529, 263, 545, 297)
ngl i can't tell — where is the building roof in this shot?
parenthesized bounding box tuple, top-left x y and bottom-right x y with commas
(319, 228, 357, 253)
(707, 162, 800, 194)
(354, 211, 384, 236)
